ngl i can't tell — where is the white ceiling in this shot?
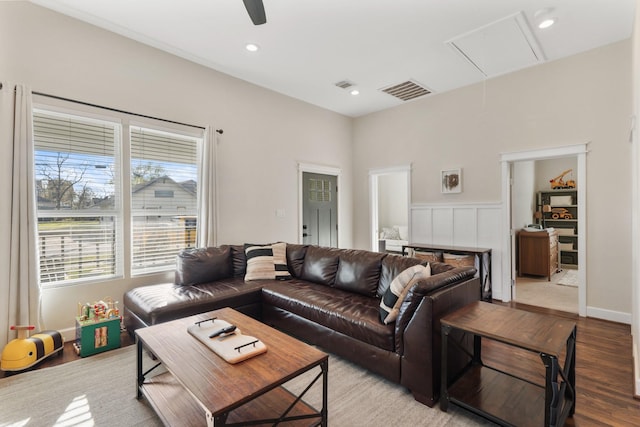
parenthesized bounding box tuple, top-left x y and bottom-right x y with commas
(32, 0, 636, 117)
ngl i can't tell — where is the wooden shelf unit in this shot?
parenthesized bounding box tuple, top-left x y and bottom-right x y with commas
(537, 189, 578, 269)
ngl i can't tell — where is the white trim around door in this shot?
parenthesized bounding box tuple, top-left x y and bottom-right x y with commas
(500, 143, 588, 316)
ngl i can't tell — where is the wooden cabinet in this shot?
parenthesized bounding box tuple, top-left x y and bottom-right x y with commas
(518, 229, 558, 281)
(537, 189, 578, 269)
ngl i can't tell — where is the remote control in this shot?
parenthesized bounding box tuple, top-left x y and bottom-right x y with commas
(209, 325, 237, 339)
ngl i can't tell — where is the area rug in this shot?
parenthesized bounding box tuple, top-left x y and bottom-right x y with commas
(0, 345, 491, 427)
(557, 269, 579, 287)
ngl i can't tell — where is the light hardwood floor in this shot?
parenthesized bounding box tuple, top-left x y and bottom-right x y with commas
(515, 269, 578, 313)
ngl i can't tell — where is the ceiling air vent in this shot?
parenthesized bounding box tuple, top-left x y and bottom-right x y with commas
(334, 80, 355, 90)
(380, 80, 431, 101)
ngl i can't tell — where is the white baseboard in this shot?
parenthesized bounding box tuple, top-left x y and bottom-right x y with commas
(586, 306, 631, 325)
(59, 326, 76, 343)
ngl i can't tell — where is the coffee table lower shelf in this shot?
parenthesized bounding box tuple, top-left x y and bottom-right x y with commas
(140, 372, 321, 427)
(447, 365, 546, 427)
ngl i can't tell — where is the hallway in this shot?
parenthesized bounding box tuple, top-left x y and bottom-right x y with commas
(514, 269, 578, 313)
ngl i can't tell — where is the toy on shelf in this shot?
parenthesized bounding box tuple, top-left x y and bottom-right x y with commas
(78, 297, 121, 323)
(549, 169, 576, 190)
(0, 325, 64, 372)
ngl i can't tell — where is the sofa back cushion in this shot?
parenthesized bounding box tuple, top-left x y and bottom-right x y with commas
(175, 246, 233, 286)
(299, 246, 341, 286)
(378, 254, 425, 296)
(334, 249, 384, 297)
(286, 244, 309, 278)
(230, 245, 247, 277)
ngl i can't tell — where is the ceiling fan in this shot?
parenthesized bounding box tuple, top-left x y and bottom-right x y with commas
(243, 0, 267, 25)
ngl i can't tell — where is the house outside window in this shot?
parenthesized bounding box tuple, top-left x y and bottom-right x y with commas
(130, 126, 199, 275)
(34, 110, 121, 285)
(33, 108, 202, 286)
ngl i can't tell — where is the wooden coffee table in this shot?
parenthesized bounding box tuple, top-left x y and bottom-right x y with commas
(440, 301, 576, 427)
(135, 307, 328, 426)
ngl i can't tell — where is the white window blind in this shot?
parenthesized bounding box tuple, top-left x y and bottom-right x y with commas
(34, 110, 121, 285)
(130, 127, 199, 275)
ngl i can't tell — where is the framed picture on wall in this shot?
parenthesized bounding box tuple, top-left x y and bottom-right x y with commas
(441, 168, 462, 194)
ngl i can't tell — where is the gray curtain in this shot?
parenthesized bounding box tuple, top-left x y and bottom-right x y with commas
(0, 82, 41, 349)
(196, 126, 218, 247)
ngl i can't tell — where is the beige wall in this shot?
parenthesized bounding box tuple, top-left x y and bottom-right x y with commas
(0, 2, 353, 334)
(353, 40, 633, 316)
(631, 0, 640, 396)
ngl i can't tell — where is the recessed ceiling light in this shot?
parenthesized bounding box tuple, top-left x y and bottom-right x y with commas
(245, 43, 259, 52)
(534, 8, 557, 29)
(538, 17, 556, 29)
(350, 89, 360, 96)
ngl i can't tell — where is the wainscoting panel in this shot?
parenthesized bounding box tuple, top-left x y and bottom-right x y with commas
(411, 203, 503, 299)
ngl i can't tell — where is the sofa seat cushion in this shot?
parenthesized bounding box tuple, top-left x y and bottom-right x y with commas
(262, 280, 394, 351)
(124, 278, 263, 326)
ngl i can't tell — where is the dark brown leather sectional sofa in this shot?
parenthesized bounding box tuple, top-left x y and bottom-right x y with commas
(123, 243, 481, 407)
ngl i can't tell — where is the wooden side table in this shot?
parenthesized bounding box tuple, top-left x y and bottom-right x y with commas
(440, 301, 576, 427)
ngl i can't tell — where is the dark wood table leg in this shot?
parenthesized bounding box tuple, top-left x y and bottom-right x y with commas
(541, 352, 560, 427)
(568, 327, 577, 415)
(321, 358, 328, 426)
(136, 337, 143, 399)
(440, 324, 451, 412)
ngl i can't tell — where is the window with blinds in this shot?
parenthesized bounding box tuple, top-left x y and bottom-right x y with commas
(33, 107, 203, 286)
(34, 110, 121, 285)
(130, 127, 199, 276)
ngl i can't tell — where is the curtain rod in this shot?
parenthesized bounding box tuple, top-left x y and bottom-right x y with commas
(32, 91, 211, 131)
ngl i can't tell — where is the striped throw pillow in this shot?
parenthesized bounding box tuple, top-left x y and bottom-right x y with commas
(379, 263, 431, 324)
(244, 242, 291, 281)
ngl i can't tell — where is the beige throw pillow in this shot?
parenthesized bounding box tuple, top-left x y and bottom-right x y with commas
(379, 263, 431, 324)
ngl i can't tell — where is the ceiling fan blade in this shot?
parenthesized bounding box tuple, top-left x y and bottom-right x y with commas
(242, 0, 267, 25)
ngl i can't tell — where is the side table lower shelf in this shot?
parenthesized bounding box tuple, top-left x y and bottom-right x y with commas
(447, 365, 545, 427)
(140, 372, 320, 427)
(140, 372, 206, 426)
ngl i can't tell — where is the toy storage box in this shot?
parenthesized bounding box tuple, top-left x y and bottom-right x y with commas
(74, 317, 121, 357)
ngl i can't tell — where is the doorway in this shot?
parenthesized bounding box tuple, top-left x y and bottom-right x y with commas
(500, 144, 587, 316)
(300, 169, 338, 247)
(512, 158, 579, 313)
(369, 166, 411, 252)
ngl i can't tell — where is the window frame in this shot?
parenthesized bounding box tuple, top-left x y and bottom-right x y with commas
(33, 100, 204, 288)
(129, 123, 201, 277)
